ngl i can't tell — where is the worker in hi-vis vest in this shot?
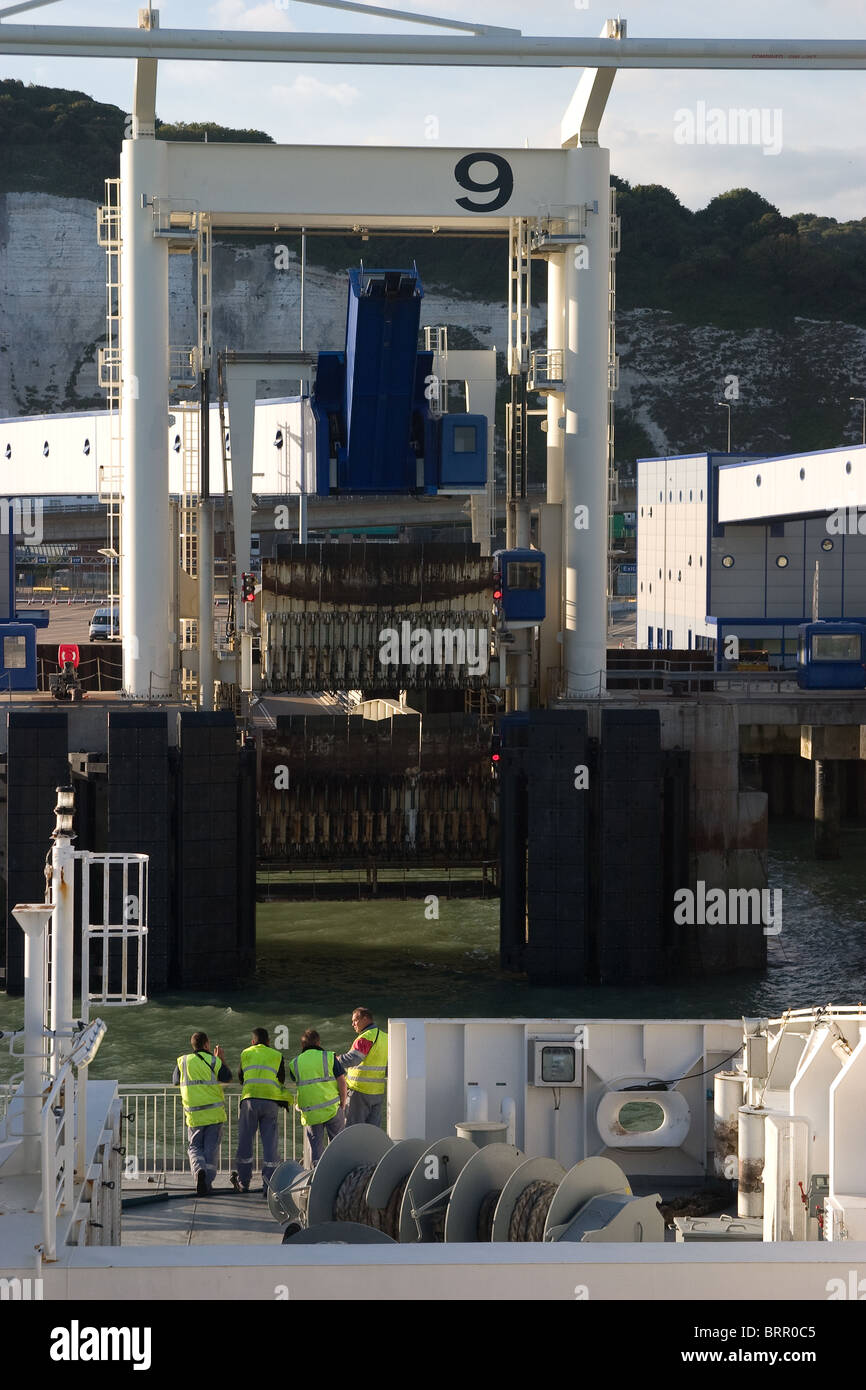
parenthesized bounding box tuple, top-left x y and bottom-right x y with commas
(172, 1031, 232, 1196)
(338, 1007, 388, 1129)
(287, 1028, 347, 1167)
(230, 1027, 286, 1195)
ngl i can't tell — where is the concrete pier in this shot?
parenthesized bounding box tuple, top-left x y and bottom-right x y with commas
(814, 759, 841, 860)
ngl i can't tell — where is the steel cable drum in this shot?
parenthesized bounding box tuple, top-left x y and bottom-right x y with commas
(443, 1144, 525, 1242)
(365, 1137, 429, 1241)
(490, 1157, 566, 1242)
(306, 1123, 393, 1227)
(398, 1137, 478, 1243)
(283, 1221, 397, 1244)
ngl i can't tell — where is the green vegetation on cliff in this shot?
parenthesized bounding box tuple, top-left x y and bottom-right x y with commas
(1, 80, 865, 331)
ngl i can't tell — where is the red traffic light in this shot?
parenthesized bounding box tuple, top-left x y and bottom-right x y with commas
(241, 573, 256, 603)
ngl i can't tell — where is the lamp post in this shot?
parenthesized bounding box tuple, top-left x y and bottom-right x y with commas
(717, 401, 732, 453)
(850, 396, 865, 445)
(11, 902, 54, 1170)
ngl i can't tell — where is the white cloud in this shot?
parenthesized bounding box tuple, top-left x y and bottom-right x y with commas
(272, 74, 360, 108)
(209, 0, 295, 31)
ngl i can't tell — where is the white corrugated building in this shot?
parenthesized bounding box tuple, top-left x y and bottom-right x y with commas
(637, 444, 866, 666)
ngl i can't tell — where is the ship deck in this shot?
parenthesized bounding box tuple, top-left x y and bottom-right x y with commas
(122, 1178, 281, 1247)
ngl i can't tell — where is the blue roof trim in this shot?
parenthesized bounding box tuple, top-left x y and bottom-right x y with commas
(718, 442, 866, 471)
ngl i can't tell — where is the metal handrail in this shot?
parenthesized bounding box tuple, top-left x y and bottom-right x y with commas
(41, 1062, 74, 1261)
(117, 1085, 300, 1177)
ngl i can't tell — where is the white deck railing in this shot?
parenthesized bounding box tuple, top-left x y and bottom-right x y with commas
(117, 1085, 300, 1177)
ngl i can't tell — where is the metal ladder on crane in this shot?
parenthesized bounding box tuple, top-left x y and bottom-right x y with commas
(96, 178, 123, 637)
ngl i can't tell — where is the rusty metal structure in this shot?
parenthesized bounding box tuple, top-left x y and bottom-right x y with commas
(259, 714, 495, 863)
(261, 544, 494, 694)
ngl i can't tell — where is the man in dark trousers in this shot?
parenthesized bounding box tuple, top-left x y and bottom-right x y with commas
(287, 1028, 347, 1167)
(338, 1007, 388, 1129)
(173, 1031, 232, 1196)
(231, 1026, 286, 1195)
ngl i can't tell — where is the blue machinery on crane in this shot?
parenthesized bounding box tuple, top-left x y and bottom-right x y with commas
(312, 265, 487, 496)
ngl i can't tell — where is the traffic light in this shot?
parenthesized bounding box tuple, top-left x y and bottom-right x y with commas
(241, 572, 256, 603)
(490, 732, 501, 770)
(492, 572, 503, 604)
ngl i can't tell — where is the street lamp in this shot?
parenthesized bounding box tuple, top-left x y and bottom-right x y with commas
(850, 397, 865, 445)
(717, 401, 732, 453)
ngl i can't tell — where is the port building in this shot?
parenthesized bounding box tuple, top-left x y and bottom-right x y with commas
(637, 444, 866, 665)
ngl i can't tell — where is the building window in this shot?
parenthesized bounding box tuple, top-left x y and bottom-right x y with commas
(649, 506, 653, 518)
(722, 555, 735, 568)
(821, 538, 834, 551)
(4, 444, 10, 460)
(659, 569, 662, 579)
(666, 630, 673, 649)
(688, 555, 692, 566)
(776, 555, 789, 568)
(846, 461, 853, 475)
(659, 491, 663, 501)
(42, 441, 49, 457)
(678, 570, 682, 581)
(679, 490, 682, 501)
(453, 425, 477, 453)
(3, 636, 27, 669)
(689, 489, 693, 501)
(657, 628, 663, 648)
(648, 628, 654, 648)
(648, 582, 652, 593)
(83, 438, 90, 456)
(640, 506, 644, 517)
(799, 468, 805, 480)
(700, 555, 703, 567)
(700, 489, 704, 501)
(640, 582, 644, 592)
(669, 490, 672, 501)
(668, 569, 672, 580)
(755, 474, 762, 487)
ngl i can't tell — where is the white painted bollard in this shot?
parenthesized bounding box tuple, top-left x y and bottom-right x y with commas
(738, 1105, 766, 1218)
(713, 1071, 746, 1180)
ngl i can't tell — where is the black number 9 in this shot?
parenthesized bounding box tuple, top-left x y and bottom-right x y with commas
(454, 153, 514, 213)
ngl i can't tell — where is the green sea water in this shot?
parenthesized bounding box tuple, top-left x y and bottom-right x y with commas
(1, 821, 865, 1083)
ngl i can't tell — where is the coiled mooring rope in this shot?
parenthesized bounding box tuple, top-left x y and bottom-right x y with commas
(332, 1165, 409, 1239)
(508, 1179, 558, 1241)
(476, 1187, 501, 1241)
(333, 1164, 379, 1227)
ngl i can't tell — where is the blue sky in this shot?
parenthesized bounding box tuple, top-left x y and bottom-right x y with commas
(2, 0, 865, 219)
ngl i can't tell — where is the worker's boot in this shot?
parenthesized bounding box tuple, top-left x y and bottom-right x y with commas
(196, 1170, 208, 1197)
(229, 1170, 241, 1192)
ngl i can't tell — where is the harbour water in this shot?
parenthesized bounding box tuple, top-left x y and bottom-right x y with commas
(1, 821, 865, 1082)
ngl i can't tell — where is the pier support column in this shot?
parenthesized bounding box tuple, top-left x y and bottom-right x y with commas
(120, 134, 171, 696)
(814, 758, 841, 860)
(562, 148, 610, 697)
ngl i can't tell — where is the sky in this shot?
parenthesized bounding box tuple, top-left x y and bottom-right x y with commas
(1, 0, 864, 220)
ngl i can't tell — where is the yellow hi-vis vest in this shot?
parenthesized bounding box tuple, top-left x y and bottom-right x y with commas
(240, 1043, 283, 1102)
(177, 1051, 226, 1128)
(346, 1026, 388, 1096)
(290, 1048, 340, 1127)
